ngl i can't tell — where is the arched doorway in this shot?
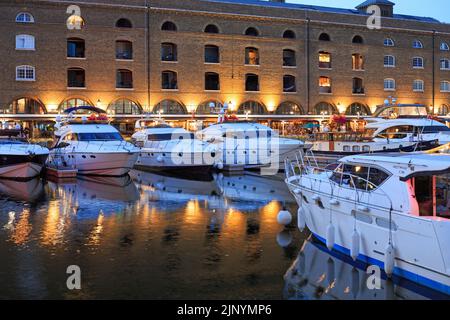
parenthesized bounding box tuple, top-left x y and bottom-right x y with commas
(346, 103, 371, 116)
(196, 100, 223, 114)
(313, 102, 336, 115)
(153, 99, 186, 114)
(107, 99, 142, 115)
(4, 97, 46, 114)
(276, 101, 304, 115)
(237, 101, 266, 115)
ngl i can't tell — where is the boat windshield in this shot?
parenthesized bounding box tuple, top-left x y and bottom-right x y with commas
(76, 132, 124, 141)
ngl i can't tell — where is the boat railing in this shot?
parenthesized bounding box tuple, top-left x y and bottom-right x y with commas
(285, 152, 394, 212)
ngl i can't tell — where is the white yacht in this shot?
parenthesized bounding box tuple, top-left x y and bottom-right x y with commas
(198, 121, 308, 171)
(285, 150, 450, 295)
(0, 130, 49, 180)
(131, 119, 222, 172)
(47, 106, 139, 176)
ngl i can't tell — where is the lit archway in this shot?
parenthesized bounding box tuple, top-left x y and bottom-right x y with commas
(107, 99, 142, 115)
(197, 100, 223, 114)
(313, 102, 337, 115)
(276, 101, 304, 115)
(237, 101, 266, 115)
(153, 99, 186, 114)
(4, 97, 46, 114)
(346, 103, 371, 116)
(58, 97, 94, 112)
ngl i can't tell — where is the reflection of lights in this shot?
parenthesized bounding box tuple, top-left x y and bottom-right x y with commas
(10, 209, 32, 245)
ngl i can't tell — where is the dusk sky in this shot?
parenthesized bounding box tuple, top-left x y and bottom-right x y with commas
(289, 0, 450, 23)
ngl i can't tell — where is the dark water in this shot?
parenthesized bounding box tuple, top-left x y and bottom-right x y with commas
(0, 171, 447, 300)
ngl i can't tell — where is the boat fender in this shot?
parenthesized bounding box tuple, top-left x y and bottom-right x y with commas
(326, 224, 335, 251)
(216, 162, 224, 170)
(385, 244, 395, 277)
(156, 155, 164, 163)
(351, 230, 360, 261)
(297, 207, 306, 231)
(277, 209, 292, 226)
(276, 230, 293, 248)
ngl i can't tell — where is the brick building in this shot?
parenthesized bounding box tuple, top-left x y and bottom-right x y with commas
(1, 0, 450, 133)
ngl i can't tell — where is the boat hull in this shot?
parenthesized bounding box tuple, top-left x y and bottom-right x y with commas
(48, 152, 138, 177)
(0, 154, 47, 180)
(134, 150, 215, 172)
(286, 181, 450, 295)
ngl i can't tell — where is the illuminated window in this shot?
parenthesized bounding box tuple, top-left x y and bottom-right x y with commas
(108, 99, 141, 114)
(245, 47, 259, 65)
(66, 15, 85, 29)
(276, 102, 303, 115)
(314, 102, 335, 115)
(352, 53, 364, 70)
(154, 100, 186, 114)
(346, 103, 370, 116)
(319, 76, 331, 94)
(319, 51, 331, 69)
(237, 101, 266, 115)
(16, 65, 35, 81)
(6, 98, 45, 114)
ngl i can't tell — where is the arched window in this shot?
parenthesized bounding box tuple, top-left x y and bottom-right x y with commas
(441, 42, 450, 51)
(384, 38, 395, 47)
(412, 57, 424, 68)
(161, 43, 177, 61)
(283, 30, 296, 39)
(4, 98, 46, 114)
(59, 98, 93, 111)
(245, 27, 259, 37)
(67, 68, 85, 88)
(16, 65, 35, 81)
(116, 40, 133, 60)
(153, 100, 186, 114)
(16, 35, 35, 50)
(197, 100, 223, 114)
(204, 24, 219, 33)
(116, 18, 132, 28)
(108, 99, 141, 114)
(276, 101, 303, 115)
(116, 69, 133, 89)
(237, 101, 266, 115)
(283, 75, 296, 93)
(205, 45, 220, 63)
(161, 71, 178, 89)
(440, 58, 450, 70)
(319, 33, 331, 41)
(352, 35, 364, 44)
(438, 105, 450, 116)
(245, 74, 259, 92)
(161, 21, 177, 31)
(314, 102, 336, 115)
(16, 12, 34, 23)
(67, 38, 85, 58)
(346, 103, 370, 116)
(205, 72, 220, 91)
(245, 47, 259, 65)
(283, 49, 296, 67)
(413, 40, 423, 49)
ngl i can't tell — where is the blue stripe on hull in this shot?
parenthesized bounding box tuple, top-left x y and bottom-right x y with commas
(311, 232, 450, 296)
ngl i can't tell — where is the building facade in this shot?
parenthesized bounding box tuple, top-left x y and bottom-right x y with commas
(1, 0, 450, 132)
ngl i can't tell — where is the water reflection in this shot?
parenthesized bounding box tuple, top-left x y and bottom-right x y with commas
(0, 171, 301, 299)
(284, 238, 450, 300)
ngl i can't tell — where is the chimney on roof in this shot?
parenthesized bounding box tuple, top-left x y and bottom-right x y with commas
(356, 0, 395, 18)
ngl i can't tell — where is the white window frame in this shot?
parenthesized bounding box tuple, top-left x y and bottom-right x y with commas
(384, 78, 396, 91)
(384, 55, 395, 67)
(441, 58, 450, 70)
(16, 65, 36, 81)
(413, 40, 423, 49)
(412, 57, 424, 69)
(15, 12, 34, 23)
(413, 80, 424, 92)
(384, 38, 395, 47)
(441, 81, 450, 93)
(441, 42, 449, 51)
(15, 34, 35, 50)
